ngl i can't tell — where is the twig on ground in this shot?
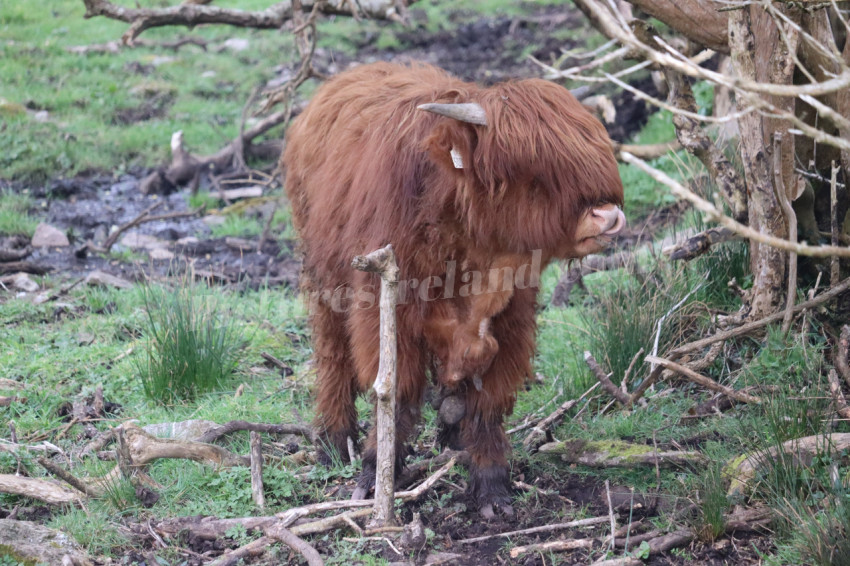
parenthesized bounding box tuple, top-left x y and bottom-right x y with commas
(509, 537, 595, 558)
(458, 515, 609, 544)
(521, 382, 600, 450)
(645, 355, 762, 404)
(605, 479, 616, 549)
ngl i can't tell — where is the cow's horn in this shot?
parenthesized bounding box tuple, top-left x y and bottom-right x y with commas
(417, 103, 487, 126)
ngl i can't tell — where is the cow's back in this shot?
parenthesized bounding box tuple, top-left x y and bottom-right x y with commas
(282, 62, 472, 289)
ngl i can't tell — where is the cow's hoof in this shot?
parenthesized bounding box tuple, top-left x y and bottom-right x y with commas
(479, 502, 514, 520)
(351, 486, 370, 500)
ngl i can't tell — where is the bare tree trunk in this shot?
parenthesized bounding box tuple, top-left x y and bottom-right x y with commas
(729, 5, 798, 319)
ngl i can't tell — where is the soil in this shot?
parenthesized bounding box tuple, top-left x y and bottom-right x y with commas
(0, 3, 770, 565)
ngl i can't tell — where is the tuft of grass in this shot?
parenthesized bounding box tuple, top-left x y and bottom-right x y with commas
(136, 283, 243, 405)
(692, 461, 728, 542)
(0, 191, 38, 236)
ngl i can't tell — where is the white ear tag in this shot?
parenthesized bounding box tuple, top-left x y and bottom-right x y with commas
(450, 147, 464, 169)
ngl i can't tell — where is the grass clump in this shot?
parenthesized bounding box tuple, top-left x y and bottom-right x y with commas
(0, 191, 38, 237)
(136, 283, 243, 405)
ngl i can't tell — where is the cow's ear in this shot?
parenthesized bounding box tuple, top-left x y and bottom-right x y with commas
(423, 121, 479, 177)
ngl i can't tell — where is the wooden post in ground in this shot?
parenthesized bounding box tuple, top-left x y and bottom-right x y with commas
(351, 244, 400, 527)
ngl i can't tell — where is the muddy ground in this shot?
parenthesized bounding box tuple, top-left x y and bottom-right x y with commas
(0, 2, 774, 565)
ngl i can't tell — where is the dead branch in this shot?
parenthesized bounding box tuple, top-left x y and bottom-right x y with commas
(37, 458, 97, 498)
(645, 355, 763, 404)
(612, 140, 680, 159)
(539, 438, 705, 467)
(664, 227, 741, 261)
(508, 537, 595, 558)
(0, 261, 50, 276)
(522, 382, 600, 450)
(621, 151, 850, 258)
(250, 432, 265, 509)
(665, 68, 747, 221)
(207, 536, 271, 566)
(194, 420, 316, 444)
(551, 252, 633, 306)
(67, 36, 208, 54)
(670, 275, 850, 358)
(772, 132, 798, 333)
(458, 515, 609, 545)
(837, 325, 850, 388)
(0, 247, 31, 262)
(590, 558, 642, 566)
(81, 0, 408, 44)
(264, 524, 324, 566)
(121, 423, 249, 467)
(827, 369, 850, 419)
(585, 351, 631, 405)
(726, 433, 850, 496)
(0, 474, 84, 505)
(352, 244, 400, 527)
(153, 457, 456, 540)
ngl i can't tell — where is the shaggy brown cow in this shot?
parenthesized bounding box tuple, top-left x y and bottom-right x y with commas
(282, 61, 624, 517)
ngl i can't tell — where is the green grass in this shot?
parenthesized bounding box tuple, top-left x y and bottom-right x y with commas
(0, 190, 38, 236)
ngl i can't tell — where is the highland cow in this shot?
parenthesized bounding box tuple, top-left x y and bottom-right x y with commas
(282, 61, 624, 518)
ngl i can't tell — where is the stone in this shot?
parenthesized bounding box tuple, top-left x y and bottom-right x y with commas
(0, 519, 92, 566)
(84, 270, 133, 289)
(31, 223, 70, 247)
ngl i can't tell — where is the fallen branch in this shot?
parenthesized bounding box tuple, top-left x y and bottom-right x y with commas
(551, 252, 633, 306)
(585, 351, 631, 405)
(90, 204, 202, 253)
(663, 227, 741, 261)
(82, 0, 409, 44)
(153, 457, 456, 539)
(645, 355, 763, 405)
(0, 474, 84, 505)
(522, 382, 600, 450)
(458, 515, 609, 545)
(726, 433, 850, 496)
(194, 420, 315, 444)
(120, 423, 248, 467)
(509, 537, 595, 558)
(539, 438, 705, 468)
(0, 261, 50, 276)
(37, 458, 97, 498)
(265, 524, 324, 566)
(207, 536, 271, 566)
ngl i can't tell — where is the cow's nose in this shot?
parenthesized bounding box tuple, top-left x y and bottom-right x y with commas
(591, 205, 626, 235)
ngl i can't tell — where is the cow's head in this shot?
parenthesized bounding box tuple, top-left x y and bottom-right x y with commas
(419, 78, 625, 258)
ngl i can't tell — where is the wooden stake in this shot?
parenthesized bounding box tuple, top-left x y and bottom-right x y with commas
(351, 245, 400, 528)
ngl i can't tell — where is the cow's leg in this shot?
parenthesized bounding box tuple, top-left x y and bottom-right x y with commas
(461, 286, 537, 518)
(311, 300, 360, 465)
(349, 305, 427, 499)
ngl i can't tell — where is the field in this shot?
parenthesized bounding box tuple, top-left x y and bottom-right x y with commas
(2, 1, 849, 565)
